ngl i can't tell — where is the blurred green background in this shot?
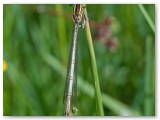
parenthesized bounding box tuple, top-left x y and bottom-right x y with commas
(3, 4, 155, 116)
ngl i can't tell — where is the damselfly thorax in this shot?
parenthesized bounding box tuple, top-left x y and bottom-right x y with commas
(73, 4, 86, 23)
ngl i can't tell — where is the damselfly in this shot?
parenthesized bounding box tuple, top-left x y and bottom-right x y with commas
(63, 4, 87, 116)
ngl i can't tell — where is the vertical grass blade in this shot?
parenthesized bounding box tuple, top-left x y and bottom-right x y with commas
(55, 4, 67, 64)
(138, 4, 155, 33)
(84, 8, 104, 116)
(144, 35, 153, 115)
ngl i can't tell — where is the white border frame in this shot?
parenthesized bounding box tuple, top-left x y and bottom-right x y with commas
(1, 0, 159, 120)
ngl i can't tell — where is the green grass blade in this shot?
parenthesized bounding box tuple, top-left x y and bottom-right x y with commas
(138, 4, 155, 33)
(55, 4, 68, 64)
(144, 35, 153, 115)
(84, 8, 104, 116)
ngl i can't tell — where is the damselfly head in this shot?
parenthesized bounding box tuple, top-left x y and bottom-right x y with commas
(73, 4, 86, 23)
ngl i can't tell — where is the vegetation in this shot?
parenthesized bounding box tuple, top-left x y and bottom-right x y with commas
(3, 4, 155, 116)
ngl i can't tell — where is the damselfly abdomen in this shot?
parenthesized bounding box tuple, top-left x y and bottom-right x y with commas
(63, 4, 86, 116)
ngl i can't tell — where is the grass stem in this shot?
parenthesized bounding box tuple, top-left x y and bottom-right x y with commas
(138, 4, 155, 33)
(84, 8, 104, 116)
(144, 35, 153, 115)
(55, 4, 67, 64)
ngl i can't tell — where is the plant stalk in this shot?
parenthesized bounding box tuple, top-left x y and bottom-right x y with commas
(55, 4, 68, 64)
(138, 4, 155, 33)
(84, 8, 104, 116)
(144, 35, 153, 115)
